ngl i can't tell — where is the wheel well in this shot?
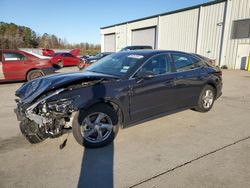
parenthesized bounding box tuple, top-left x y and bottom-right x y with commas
(207, 83, 217, 96)
(26, 68, 39, 80)
(83, 101, 124, 126)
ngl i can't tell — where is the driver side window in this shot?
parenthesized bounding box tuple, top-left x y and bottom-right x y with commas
(3, 52, 26, 61)
(136, 54, 171, 76)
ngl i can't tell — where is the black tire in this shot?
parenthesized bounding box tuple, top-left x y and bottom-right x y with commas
(19, 119, 47, 144)
(72, 104, 119, 148)
(195, 85, 215, 112)
(57, 60, 64, 68)
(77, 60, 85, 70)
(26, 69, 44, 81)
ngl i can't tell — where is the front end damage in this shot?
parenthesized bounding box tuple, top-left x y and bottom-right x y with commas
(15, 88, 79, 143)
(14, 72, 116, 144)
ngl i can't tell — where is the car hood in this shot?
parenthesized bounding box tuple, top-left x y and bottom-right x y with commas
(16, 71, 118, 104)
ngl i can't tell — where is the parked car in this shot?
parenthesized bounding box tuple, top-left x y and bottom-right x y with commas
(0, 49, 56, 82)
(42, 48, 55, 56)
(80, 55, 92, 60)
(120, 45, 152, 51)
(50, 52, 84, 68)
(78, 52, 113, 70)
(42, 48, 79, 57)
(14, 50, 222, 148)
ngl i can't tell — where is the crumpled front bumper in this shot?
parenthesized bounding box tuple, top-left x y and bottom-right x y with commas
(14, 101, 26, 121)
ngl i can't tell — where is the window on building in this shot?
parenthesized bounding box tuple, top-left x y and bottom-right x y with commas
(232, 19, 250, 39)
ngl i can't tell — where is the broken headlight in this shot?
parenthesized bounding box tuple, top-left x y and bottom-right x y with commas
(47, 97, 78, 113)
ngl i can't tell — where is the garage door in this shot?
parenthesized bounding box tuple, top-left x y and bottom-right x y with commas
(104, 33, 116, 52)
(132, 27, 156, 49)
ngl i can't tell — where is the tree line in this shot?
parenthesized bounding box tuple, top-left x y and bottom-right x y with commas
(0, 22, 100, 55)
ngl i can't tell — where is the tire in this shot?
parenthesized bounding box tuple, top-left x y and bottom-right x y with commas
(72, 104, 119, 148)
(26, 69, 44, 81)
(195, 85, 215, 112)
(57, 60, 64, 68)
(19, 119, 48, 144)
(77, 60, 85, 70)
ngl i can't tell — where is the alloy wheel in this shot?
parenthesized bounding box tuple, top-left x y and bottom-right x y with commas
(202, 89, 214, 109)
(80, 112, 113, 143)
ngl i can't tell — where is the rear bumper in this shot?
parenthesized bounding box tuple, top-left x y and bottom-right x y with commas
(216, 80, 223, 99)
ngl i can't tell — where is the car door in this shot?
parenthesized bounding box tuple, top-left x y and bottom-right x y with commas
(2, 51, 30, 80)
(170, 52, 209, 107)
(64, 53, 78, 66)
(0, 50, 4, 80)
(129, 53, 178, 122)
(60, 53, 68, 66)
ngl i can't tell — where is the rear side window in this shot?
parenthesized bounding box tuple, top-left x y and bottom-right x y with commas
(171, 53, 204, 72)
(64, 53, 74, 57)
(3, 52, 26, 61)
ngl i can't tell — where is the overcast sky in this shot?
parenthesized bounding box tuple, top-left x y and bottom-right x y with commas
(0, 0, 211, 44)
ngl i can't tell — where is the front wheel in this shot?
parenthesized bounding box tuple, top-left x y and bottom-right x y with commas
(26, 69, 44, 81)
(19, 119, 48, 144)
(72, 104, 119, 148)
(77, 60, 86, 70)
(195, 85, 215, 112)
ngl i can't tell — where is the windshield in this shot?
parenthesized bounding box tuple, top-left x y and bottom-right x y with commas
(49, 53, 60, 57)
(85, 53, 145, 77)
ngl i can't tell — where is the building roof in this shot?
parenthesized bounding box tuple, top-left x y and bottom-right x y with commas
(100, 0, 226, 29)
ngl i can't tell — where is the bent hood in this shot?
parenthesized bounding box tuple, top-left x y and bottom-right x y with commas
(16, 71, 118, 104)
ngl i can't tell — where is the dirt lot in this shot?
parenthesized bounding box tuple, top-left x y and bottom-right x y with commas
(0, 68, 250, 188)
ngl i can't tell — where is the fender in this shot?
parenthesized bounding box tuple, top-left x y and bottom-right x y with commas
(76, 96, 130, 126)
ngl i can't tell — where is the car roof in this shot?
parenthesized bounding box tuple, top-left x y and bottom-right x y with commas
(125, 45, 152, 48)
(117, 49, 192, 56)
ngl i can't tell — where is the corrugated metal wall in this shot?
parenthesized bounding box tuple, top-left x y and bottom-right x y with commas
(197, 2, 225, 64)
(220, 0, 250, 69)
(158, 9, 199, 52)
(101, 0, 250, 69)
(116, 24, 127, 51)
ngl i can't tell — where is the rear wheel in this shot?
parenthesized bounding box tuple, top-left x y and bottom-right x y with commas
(57, 60, 64, 68)
(72, 104, 119, 148)
(195, 85, 215, 112)
(26, 69, 44, 81)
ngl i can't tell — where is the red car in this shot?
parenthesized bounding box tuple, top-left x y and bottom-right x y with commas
(42, 48, 55, 56)
(0, 49, 56, 82)
(50, 52, 84, 68)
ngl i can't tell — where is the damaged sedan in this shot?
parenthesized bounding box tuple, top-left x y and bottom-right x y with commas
(14, 50, 222, 148)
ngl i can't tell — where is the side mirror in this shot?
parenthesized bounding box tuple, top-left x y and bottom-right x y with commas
(135, 71, 154, 82)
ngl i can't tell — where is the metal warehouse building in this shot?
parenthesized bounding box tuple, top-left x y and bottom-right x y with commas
(100, 0, 250, 69)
